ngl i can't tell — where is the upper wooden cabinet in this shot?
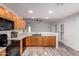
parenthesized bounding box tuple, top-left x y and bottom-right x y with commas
(5, 10, 13, 21)
(14, 16, 26, 30)
(0, 6, 5, 18)
(0, 6, 26, 30)
(12, 14, 17, 21)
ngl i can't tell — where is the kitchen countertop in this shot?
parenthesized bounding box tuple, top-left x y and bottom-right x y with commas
(29, 32, 58, 36)
(0, 47, 6, 52)
(0, 30, 27, 40)
(8, 34, 26, 40)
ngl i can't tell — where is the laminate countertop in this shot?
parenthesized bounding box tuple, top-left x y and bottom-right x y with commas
(0, 30, 27, 40)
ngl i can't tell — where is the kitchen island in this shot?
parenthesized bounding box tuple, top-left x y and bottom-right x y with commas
(26, 32, 58, 48)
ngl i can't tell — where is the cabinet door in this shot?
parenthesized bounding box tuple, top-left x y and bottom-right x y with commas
(13, 15, 17, 21)
(31, 36, 37, 46)
(0, 6, 5, 18)
(37, 37, 42, 46)
(19, 40, 23, 55)
(5, 11, 13, 20)
(52, 36, 56, 46)
(0, 50, 6, 56)
(42, 36, 48, 46)
(48, 36, 56, 47)
(26, 37, 31, 46)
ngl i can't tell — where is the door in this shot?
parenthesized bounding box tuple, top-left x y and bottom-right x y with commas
(60, 24, 64, 41)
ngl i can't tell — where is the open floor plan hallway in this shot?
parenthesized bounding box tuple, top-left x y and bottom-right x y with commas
(22, 42, 79, 56)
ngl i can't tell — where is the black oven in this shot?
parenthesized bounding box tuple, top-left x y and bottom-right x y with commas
(0, 34, 7, 47)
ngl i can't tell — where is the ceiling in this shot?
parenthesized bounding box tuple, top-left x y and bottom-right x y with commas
(2, 3, 79, 22)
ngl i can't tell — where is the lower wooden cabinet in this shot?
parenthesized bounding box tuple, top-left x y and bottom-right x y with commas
(48, 36, 56, 47)
(42, 37, 48, 46)
(26, 37, 32, 46)
(26, 36, 56, 47)
(19, 38, 26, 55)
(0, 50, 6, 56)
(31, 36, 37, 46)
(37, 37, 42, 46)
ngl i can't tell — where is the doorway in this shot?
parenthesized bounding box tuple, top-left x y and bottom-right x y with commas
(60, 24, 64, 41)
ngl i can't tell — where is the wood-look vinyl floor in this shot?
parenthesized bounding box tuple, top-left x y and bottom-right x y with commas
(22, 42, 79, 56)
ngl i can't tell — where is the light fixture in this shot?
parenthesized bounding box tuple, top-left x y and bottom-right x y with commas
(45, 17, 48, 19)
(49, 10, 53, 14)
(33, 18, 43, 24)
(28, 10, 33, 14)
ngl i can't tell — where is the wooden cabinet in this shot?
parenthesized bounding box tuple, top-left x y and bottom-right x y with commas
(37, 37, 42, 46)
(42, 37, 48, 46)
(31, 36, 37, 46)
(19, 39, 23, 55)
(26, 36, 32, 46)
(0, 6, 5, 18)
(0, 6, 26, 30)
(14, 17, 26, 30)
(0, 50, 6, 56)
(26, 36, 56, 47)
(48, 36, 56, 47)
(5, 10, 13, 20)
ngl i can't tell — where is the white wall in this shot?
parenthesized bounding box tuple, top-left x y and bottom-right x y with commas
(52, 24, 55, 32)
(55, 13, 79, 51)
(30, 22, 52, 32)
(25, 19, 52, 32)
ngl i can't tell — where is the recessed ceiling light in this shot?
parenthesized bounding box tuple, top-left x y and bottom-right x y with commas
(28, 10, 33, 14)
(45, 17, 48, 19)
(49, 10, 53, 14)
(32, 17, 35, 19)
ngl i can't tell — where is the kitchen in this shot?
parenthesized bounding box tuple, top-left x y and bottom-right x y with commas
(0, 3, 79, 56)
